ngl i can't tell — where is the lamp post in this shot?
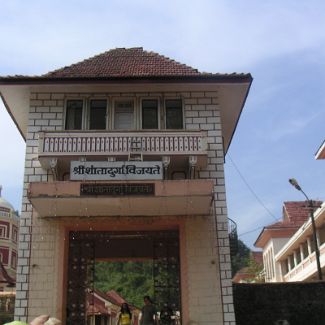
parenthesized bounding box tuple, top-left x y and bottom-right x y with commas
(288, 178, 323, 280)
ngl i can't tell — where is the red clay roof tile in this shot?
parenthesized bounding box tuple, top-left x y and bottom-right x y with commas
(44, 47, 202, 78)
(0, 48, 252, 82)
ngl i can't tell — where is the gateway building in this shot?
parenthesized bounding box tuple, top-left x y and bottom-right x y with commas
(0, 48, 252, 325)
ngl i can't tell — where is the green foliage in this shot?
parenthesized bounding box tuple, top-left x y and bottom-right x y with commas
(94, 261, 154, 308)
(245, 255, 264, 283)
(231, 239, 251, 276)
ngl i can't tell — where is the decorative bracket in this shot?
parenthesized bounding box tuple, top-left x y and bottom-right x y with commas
(188, 156, 197, 179)
(49, 158, 58, 180)
(162, 156, 170, 180)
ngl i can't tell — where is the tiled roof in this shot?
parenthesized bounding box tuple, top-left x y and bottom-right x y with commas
(254, 200, 323, 247)
(106, 289, 126, 305)
(283, 201, 322, 225)
(0, 47, 252, 82)
(44, 47, 201, 78)
(251, 251, 263, 264)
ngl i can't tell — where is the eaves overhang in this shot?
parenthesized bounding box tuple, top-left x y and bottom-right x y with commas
(0, 74, 252, 153)
(254, 226, 299, 248)
(315, 139, 325, 160)
(275, 203, 325, 261)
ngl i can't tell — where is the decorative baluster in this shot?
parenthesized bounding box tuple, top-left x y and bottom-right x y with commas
(77, 137, 82, 153)
(146, 137, 150, 152)
(150, 137, 155, 152)
(87, 138, 91, 152)
(193, 137, 198, 151)
(105, 137, 110, 152)
(168, 137, 173, 151)
(142, 137, 146, 152)
(72, 138, 76, 152)
(96, 137, 100, 152)
(184, 136, 189, 152)
(91, 137, 95, 152)
(48, 138, 53, 153)
(58, 138, 63, 152)
(155, 137, 159, 152)
(113, 137, 117, 153)
(165, 137, 169, 152)
(189, 137, 193, 152)
(69, 138, 73, 152)
(174, 136, 178, 152)
(179, 136, 184, 152)
(82, 138, 86, 153)
(198, 136, 202, 151)
(63, 138, 68, 152)
(123, 137, 128, 152)
(160, 137, 164, 152)
(118, 137, 122, 151)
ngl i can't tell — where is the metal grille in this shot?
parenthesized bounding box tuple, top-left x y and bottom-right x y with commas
(66, 232, 95, 325)
(66, 230, 181, 325)
(153, 234, 181, 312)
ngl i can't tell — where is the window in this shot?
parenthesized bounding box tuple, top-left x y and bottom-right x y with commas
(166, 99, 183, 129)
(114, 100, 134, 129)
(11, 251, 17, 269)
(89, 99, 107, 130)
(65, 100, 83, 130)
(142, 99, 159, 129)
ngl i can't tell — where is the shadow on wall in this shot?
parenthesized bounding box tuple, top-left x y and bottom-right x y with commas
(233, 282, 325, 325)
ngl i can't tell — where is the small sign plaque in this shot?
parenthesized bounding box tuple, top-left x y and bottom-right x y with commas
(71, 161, 163, 181)
(80, 183, 155, 196)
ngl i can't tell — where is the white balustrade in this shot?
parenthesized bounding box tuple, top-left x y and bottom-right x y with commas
(39, 131, 207, 157)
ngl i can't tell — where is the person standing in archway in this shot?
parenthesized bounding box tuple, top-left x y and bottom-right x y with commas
(140, 296, 157, 325)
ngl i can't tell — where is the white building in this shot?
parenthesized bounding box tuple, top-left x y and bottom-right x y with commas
(255, 141, 325, 282)
(0, 48, 252, 324)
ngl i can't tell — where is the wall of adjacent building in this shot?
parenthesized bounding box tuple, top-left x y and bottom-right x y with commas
(15, 89, 235, 325)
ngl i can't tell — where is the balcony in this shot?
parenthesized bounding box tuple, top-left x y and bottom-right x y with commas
(282, 243, 325, 281)
(38, 130, 208, 173)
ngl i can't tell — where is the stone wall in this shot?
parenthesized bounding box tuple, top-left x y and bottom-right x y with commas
(233, 282, 325, 325)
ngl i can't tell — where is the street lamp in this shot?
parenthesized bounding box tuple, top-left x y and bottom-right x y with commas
(289, 178, 323, 280)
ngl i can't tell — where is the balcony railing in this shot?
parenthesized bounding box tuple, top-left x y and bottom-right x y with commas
(38, 130, 208, 170)
(39, 130, 207, 157)
(282, 243, 325, 281)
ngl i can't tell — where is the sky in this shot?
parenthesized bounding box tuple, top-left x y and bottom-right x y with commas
(0, 0, 325, 248)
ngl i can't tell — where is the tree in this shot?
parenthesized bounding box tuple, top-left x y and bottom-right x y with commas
(231, 239, 250, 276)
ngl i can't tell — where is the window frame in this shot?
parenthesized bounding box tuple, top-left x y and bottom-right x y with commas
(112, 98, 136, 130)
(64, 98, 86, 131)
(164, 98, 184, 130)
(87, 98, 109, 130)
(140, 97, 160, 130)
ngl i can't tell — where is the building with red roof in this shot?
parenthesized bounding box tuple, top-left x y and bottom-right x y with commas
(255, 199, 324, 282)
(232, 251, 264, 283)
(0, 47, 252, 325)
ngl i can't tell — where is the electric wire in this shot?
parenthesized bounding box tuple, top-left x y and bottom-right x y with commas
(227, 154, 284, 239)
(238, 226, 265, 237)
